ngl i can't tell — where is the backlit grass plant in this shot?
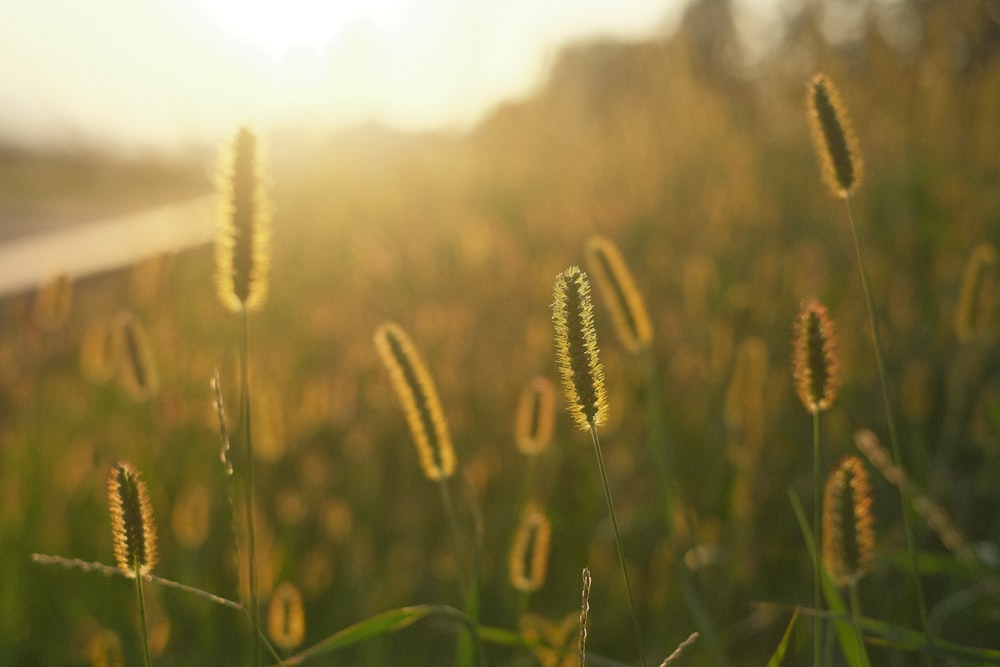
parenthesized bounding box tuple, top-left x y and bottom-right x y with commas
(792, 297, 839, 667)
(807, 72, 931, 653)
(551, 265, 645, 667)
(215, 126, 272, 665)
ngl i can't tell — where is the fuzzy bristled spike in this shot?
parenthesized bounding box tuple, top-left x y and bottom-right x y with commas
(108, 461, 158, 577)
(552, 266, 609, 430)
(822, 456, 875, 587)
(584, 235, 653, 354)
(793, 299, 839, 414)
(374, 322, 456, 481)
(807, 73, 863, 198)
(215, 126, 271, 313)
(515, 376, 556, 456)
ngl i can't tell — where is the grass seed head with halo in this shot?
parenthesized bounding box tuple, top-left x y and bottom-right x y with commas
(107, 461, 158, 577)
(807, 73, 863, 198)
(215, 126, 271, 313)
(374, 322, 456, 481)
(792, 299, 839, 414)
(552, 266, 608, 430)
(822, 456, 875, 587)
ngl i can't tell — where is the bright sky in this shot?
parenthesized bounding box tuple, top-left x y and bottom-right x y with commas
(0, 0, 697, 154)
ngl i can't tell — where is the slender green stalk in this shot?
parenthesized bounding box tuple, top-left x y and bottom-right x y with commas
(133, 563, 152, 667)
(588, 419, 646, 667)
(812, 410, 822, 667)
(844, 196, 930, 645)
(438, 478, 469, 600)
(240, 306, 261, 666)
(438, 477, 483, 667)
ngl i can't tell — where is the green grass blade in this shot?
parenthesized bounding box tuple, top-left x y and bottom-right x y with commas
(766, 607, 800, 667)
(275, 605, 468, 666)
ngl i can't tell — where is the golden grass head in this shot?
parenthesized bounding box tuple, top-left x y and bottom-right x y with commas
(807, 73, 863, 198)
(822, 456, 875, 587)
(509, 502, 552, 593)
(955, 242, 999, 343)
(584, 235, 653, 354)
(267, 581, 306, 651)
(374, 322, 456, 481)
(515, 376, 556, 455)
(107, 461, 158, 577)
(32, 273, 73, 332)
(215, 126, 271, 313)
(552, 266, 608, 430)
(115, 311, 159, 402)
(792, 298, 839, 414)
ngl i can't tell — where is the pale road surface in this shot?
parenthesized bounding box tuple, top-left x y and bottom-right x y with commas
(0, 195, 215, 297)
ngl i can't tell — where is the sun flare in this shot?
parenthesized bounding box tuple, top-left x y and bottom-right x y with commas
(195, 0, 410, 61)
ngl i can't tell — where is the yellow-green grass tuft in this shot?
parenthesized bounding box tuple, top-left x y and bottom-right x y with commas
(822, 456, 875, 587)
(515, 376, 556, 455)
(552, 266, 608, 430)
(374, 322, 456, 481)
(807, 73, 863, 198)
(509, 502, 552, 594)
(792, 298, 839, 414)
(584, 235, 653, 353)
(108, 461, 158, 577)
(215, 126, 271, 313)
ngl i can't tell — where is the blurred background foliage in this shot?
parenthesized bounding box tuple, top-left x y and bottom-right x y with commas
(3, 0, 1000, 664)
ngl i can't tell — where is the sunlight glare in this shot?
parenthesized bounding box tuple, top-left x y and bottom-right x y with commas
(196, 0, 410, 61)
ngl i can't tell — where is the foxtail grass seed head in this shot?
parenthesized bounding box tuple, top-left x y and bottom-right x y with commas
(509, 503, 552, 593)
(584, 235, 653, 353)
(115, 312, 158, 402)
(822, 456, 875, 587)
(32, 273, 73, 332)
(515, 376, 556, 455)
(552, 266, 609, 430)
(374, 322, 456, 481)
(108, 461, 158, 577)
(955, 243, 999, 343)
(215, 126, 271, 313)
(807, 73, 863, 198)
(793, 299, 839, 414)
(267, 582, 306, 651)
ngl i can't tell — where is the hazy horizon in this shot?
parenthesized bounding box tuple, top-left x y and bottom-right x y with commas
(0, 0, 725, 155)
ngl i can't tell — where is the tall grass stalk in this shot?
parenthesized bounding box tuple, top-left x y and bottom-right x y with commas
(588, 419, 647, 667)
(808, 72, 930, 652)
(793, 298, 839, 667)
(107, 462, 157, 667)
(239, 306, 262, 666)
(215, 126, 271, 665)
(844, 195, 929, 640)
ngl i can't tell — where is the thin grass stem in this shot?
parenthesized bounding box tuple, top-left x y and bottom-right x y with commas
(813, 410, 822, 667)
(844, 196, 930, 647)
(240, 306, 261, 666)
(588, 419, 646, 667)
(134, 565, 152, 667)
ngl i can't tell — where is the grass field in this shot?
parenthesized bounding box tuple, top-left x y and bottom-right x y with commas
(3, 2, 1000, 665)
